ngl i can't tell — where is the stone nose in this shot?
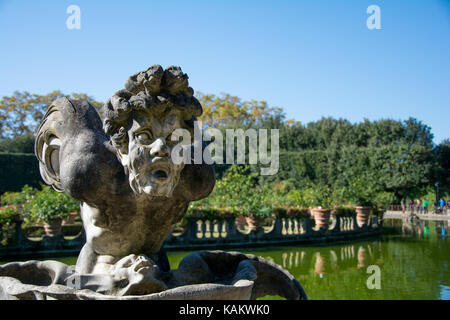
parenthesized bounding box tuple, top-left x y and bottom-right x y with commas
(150, 137, 170, 158)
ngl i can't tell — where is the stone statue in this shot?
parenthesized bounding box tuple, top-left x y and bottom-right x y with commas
(0, 65, 307, 300)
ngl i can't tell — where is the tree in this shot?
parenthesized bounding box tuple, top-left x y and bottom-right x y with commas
(0, 91, 103, 138)
(0, 133, 35, 153)
(195, 92, 282, 129)
(433, 139, 450, 192)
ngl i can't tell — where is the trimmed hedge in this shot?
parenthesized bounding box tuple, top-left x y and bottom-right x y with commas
(0, 152, 43, 194)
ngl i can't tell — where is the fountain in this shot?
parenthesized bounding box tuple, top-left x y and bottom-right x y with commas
(0, 65, 306, 300)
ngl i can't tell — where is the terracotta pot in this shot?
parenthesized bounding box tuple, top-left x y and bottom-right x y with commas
(234, 214, 246, 230)
(355, 206, 371, 226)
(245, 215, 264, 230)
(311, 208, 331, 229)
(43, 218, 62, 236)
(62, 211, 78, 225)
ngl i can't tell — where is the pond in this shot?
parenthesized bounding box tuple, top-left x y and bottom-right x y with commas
(1, 218, 449, 300)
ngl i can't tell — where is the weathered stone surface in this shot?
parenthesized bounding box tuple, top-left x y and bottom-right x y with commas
(34, 65, 215, 275)
(0, 251, 306, 300)
(0, 65, 307, 300)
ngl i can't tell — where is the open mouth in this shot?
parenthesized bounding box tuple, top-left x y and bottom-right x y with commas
(152, 169, 168, 180)
(149, 157, 171, 182)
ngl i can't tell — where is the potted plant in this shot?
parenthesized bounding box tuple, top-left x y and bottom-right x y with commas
(242, 194, 272, 231)
(285, 189, 313, 219)
(62, 211, 79, 225)
(205, 165, 246, 229)
(30, 186, 79, 236)
(302, 185, 334, 229)
(347, 176, 378, 226)
(287, 189, 308, 210)
(0, 206, 20, 246)
(0, 185, 37, 223)
(212, 165, 273, 231)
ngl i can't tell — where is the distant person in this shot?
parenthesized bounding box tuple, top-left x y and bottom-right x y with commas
(434, 200, 440, 213)
(439, 198, 445, 209)
(417, 199, 423, 214)
(401, 198, 406, 213)
(409, 199, 415, 213)
(422, 199, 429, 214)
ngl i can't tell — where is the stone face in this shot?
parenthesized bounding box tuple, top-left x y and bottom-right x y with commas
(0, 65, 307, 300)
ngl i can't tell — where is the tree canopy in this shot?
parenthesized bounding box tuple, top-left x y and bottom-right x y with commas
(0, 90, 447, 200)
(0, 91, 102, 138)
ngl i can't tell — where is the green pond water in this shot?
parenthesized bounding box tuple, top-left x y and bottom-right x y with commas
(1, 218, 449, 300)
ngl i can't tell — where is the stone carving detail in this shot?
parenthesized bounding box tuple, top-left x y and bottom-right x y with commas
(0, 65, 307, 300)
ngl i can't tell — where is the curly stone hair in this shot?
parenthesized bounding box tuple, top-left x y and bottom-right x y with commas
(102, 65, 203, 152)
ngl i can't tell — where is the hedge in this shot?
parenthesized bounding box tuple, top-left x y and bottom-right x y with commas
(0, 152, 43, 194)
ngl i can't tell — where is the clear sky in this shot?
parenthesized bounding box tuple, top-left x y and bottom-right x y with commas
(0, 0, 449, 143)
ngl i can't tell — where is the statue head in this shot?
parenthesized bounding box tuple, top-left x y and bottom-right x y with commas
(102, 65, 202, 198)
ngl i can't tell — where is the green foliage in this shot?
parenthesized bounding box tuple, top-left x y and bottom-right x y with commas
(343, 174, 396, 210)
(301, 184, 335, 209)
(30, 186, 79, 223)
(287, 189, 308, 208)
(0, 133, 35, 153)
(243, 191, 273, 219)
(0, 206, 20, 245)
(269, 181, 295, 207)
(346, 175, 380, 207)
(0, 91, 446, 213)
(191, 165, 272, 218)
(186, 207, 229, 221)
(0, 152, 42, 194)
(433, 139, 450, 191)
(196, 92, 283, 129)
(196, 92, 442, 199)
(1, 185, 37, 222)
(219, 165, 272, 218)
(1, 184, 36, 206)
(373, 191, 396, 211)
(0, 91, 103, 138)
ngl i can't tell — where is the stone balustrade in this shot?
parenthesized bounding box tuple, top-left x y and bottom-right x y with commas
(0, 212, 383, 260)
(164, 212, 383, 250)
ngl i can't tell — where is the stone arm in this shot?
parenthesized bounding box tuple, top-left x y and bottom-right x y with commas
(169, 250, 308, 300)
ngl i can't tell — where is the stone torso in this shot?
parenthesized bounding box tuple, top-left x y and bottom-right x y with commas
(81, 197, 189, 258)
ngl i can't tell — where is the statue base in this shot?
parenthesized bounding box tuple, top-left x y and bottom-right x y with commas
(0, 250, 307, 300)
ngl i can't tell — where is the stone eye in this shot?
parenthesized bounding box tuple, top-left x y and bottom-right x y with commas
(136, 132, 151, 144)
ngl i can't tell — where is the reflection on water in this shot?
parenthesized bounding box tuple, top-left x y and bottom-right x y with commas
(398, 219, 449, 239)
(1, 219, 449, 300)
(170, 219, 450, 300)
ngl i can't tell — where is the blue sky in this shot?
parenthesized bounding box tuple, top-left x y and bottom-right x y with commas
(0, 0, 449, 143)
